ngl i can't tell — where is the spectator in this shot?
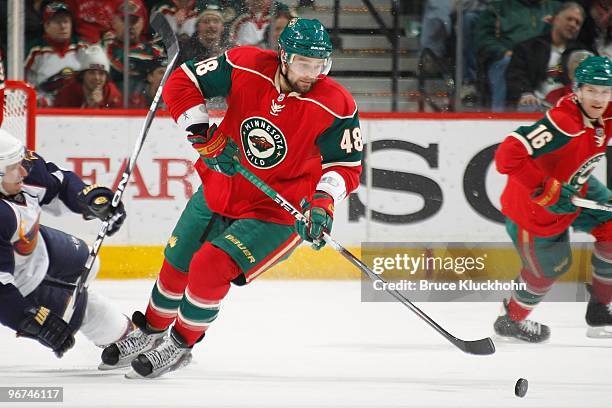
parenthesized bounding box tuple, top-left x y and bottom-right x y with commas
(577, 0, 610, 53)
(539, 48, 594, 102)
(229, 0, 291, 47)
(25, 0, 47, 41)
(0, 0, 46, 53)
(264, 9, 291, 50)
(24, 1, 87, 104)
(55, 45, 123, 108)
(64, 0, 117, 44)
(506, 2, 585, 110)
(152, 0, 201, 42)
(129, 57, 167, 108)
(565, 48, 595, 79)
(219, 0, 240, 23)
(103, 0, 164, 94)
(417, 0, 487, 103)
(475, 0, 562, 111)
(461, 0, 489, 100)
(594, 9, 612, 57)
(419, 0, 453, 66)
(177, 3, 227, 65)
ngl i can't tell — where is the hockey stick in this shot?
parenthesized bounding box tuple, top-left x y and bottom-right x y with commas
(61, 13, 180, 323)
(571, 197, 612, 212)
(43, 276, 77, 290)
(235, 164, 495, 355)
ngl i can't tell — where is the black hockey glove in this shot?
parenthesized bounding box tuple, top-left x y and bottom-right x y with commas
(77, 185, 127, 236)
(17, 306, 75, 358)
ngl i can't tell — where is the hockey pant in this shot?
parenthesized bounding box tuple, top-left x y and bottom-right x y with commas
(505, 177, 612, 320)
(145, 185, 301, 346)
(26, 226, 128, 346)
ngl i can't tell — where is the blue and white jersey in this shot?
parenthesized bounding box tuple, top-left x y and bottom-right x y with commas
(0, 152, 86, 329)
(0, 184, 49, 296)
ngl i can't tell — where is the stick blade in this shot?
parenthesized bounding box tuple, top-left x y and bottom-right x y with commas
(150, 12, 179, 60)
(453, 337, 496, 355)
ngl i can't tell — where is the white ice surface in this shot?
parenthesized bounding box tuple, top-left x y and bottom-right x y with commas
(1, 280, 610, 408)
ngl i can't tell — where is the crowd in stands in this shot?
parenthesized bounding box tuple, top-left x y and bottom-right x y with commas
(1, 0, 611, 111)
(419, 0, 611, 111)
(0, 0, 296, 109)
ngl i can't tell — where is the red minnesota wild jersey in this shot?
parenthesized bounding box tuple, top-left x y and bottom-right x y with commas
(162, 46, 362, 225)
(496, 94, 612, 236)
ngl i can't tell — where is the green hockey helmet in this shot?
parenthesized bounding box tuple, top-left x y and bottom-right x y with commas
(279, 18, 333, 76)
(575, 55, 612, 87)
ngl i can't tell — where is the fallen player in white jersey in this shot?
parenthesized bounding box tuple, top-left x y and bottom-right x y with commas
(0, 130, 130, 357)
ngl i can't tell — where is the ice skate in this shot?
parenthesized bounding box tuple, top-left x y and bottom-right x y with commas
(585, 297, 612, 338)
(125, 328, 192, 379)
(98, 311, 167, 370)
(493, 299, 550, 343)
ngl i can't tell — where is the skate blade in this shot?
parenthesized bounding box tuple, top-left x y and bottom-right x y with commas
(586, 326, 612, 338)
(124, 369, 149, 380)
(98, 362, 131, 371)
(124, 353, 193, 380)
(493, 334, 549, 344)
(493, 334, 528, 344)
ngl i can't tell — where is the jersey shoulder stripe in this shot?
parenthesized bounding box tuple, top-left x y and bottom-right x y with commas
(293, 77, 357, 119)
(511, 116, 573, 158)
(225, 46, 277, 86)
(546, 94, 587, 137)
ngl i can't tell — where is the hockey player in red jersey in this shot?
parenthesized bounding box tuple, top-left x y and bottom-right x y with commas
(101, 18, 362, 378)
(494, 56, 612, 343)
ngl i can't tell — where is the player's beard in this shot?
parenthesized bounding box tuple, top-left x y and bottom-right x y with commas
(281, 65, 316, 94)
(289, 77, 315, 94)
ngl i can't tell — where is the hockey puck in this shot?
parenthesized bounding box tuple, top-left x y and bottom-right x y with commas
(515, 378, 528, 397)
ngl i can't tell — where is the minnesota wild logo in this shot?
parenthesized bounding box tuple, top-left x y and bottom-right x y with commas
(240, 117, 287, 169)
(569, 153, 605, 188)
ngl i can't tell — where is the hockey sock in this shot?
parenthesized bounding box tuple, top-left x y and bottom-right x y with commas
(591, 242, 612, 304)
(146, 259, 189, 331)
(80, 291, 131, 346)
(174, 243, 241, 346)
(509, 266, 557, 321)
(507, 297, 532, 321)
